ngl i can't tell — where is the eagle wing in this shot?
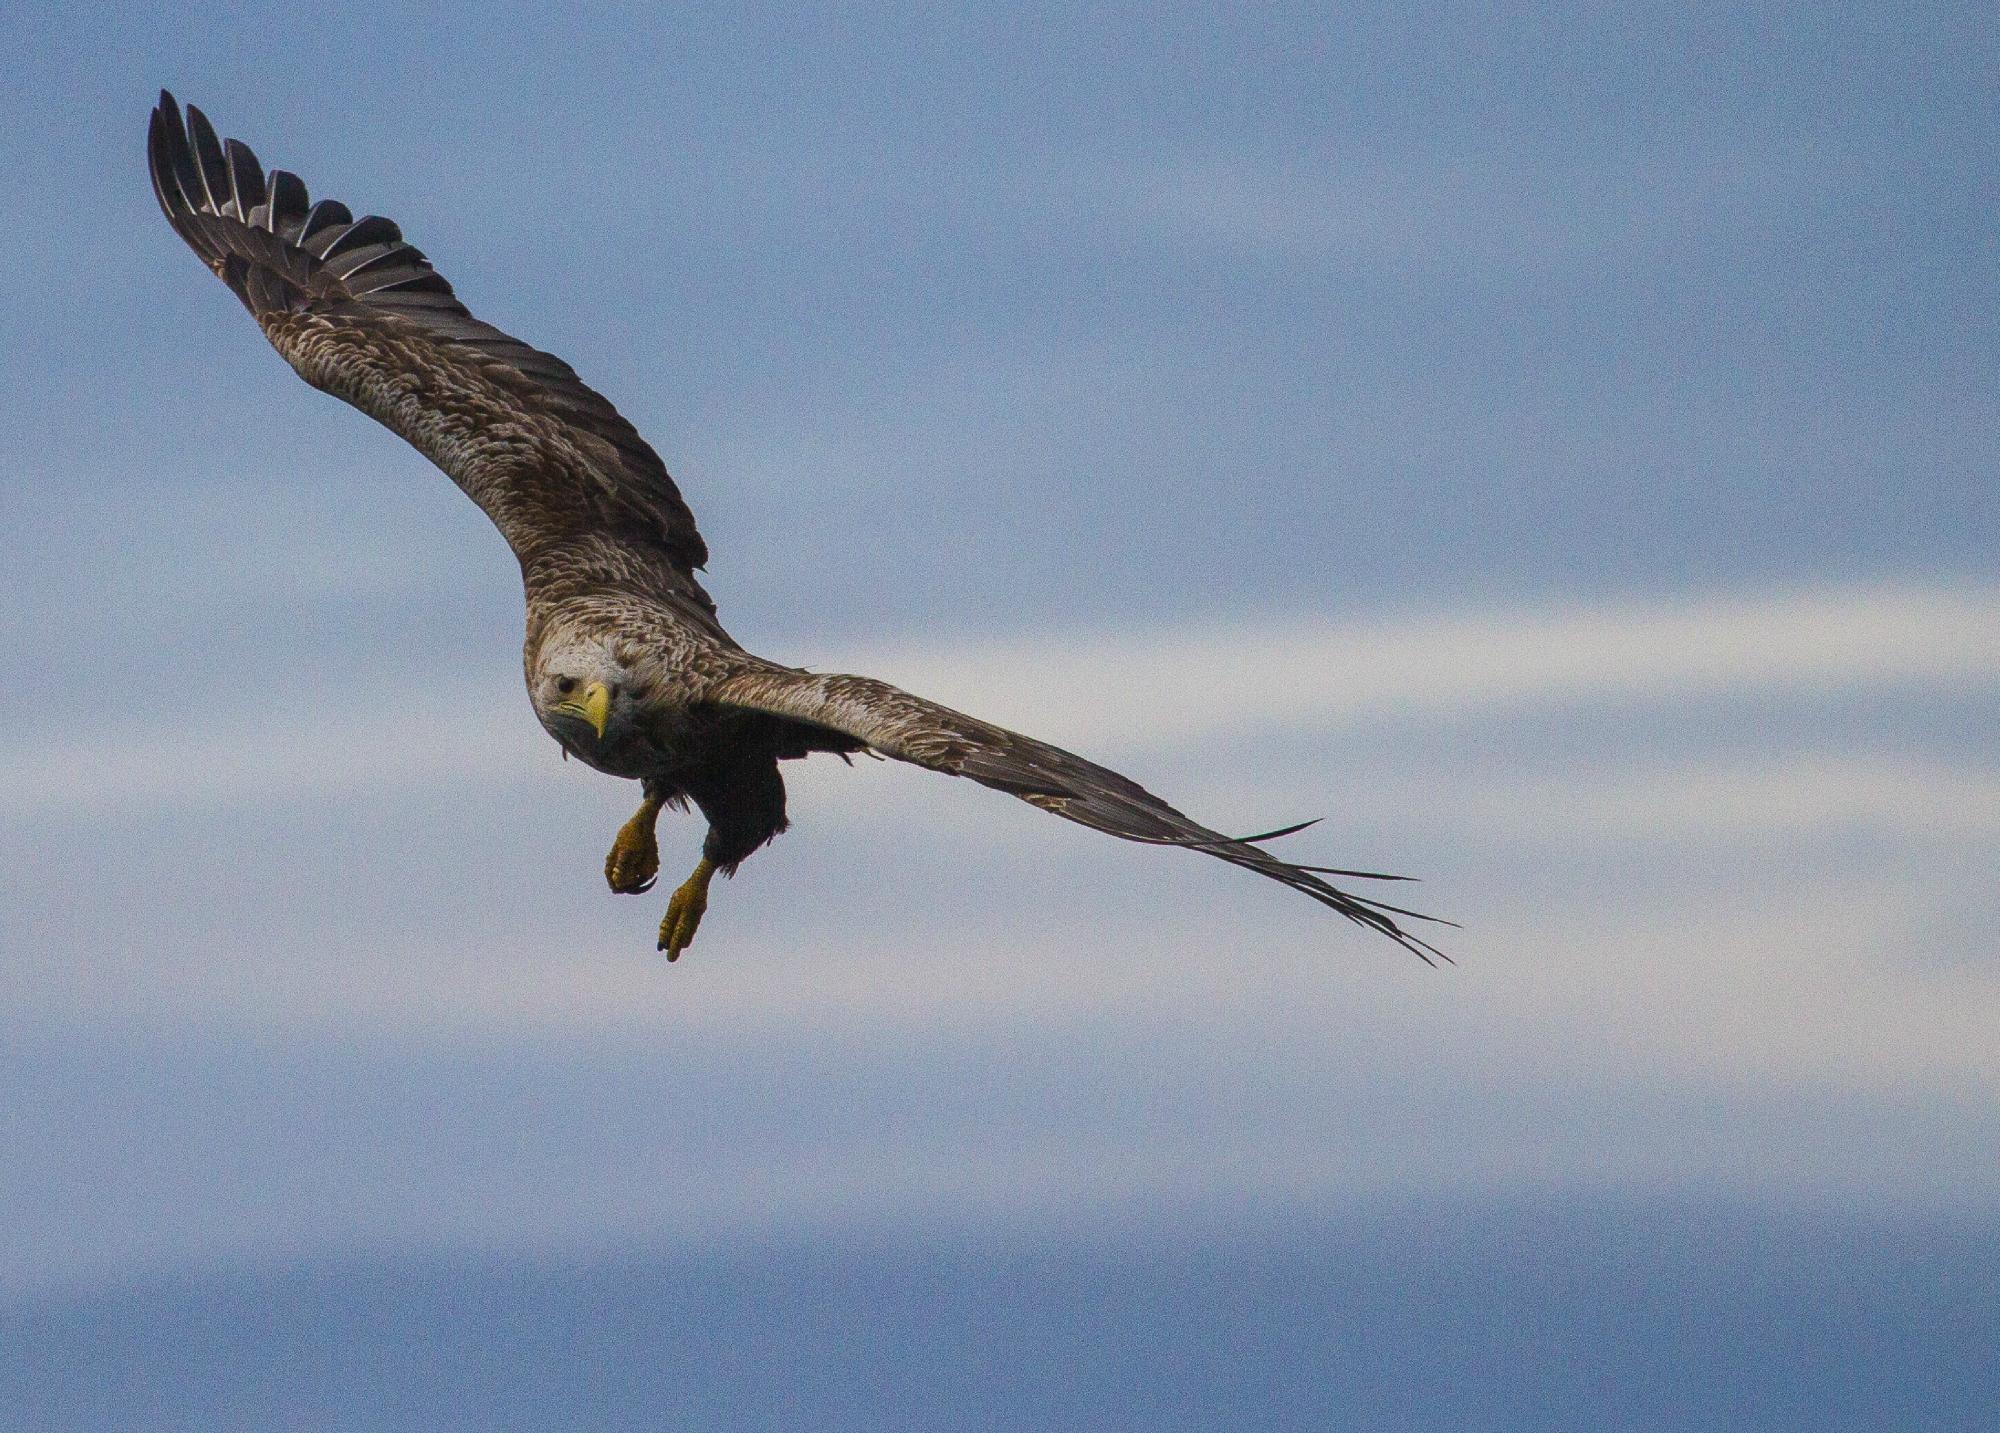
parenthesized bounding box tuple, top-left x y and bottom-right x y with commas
(709, 665, 1449, 963)
(147, 91, 711, 601)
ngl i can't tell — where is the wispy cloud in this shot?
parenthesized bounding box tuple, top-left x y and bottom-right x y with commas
(10, 580, 1992, 1144)
(0, 682, 539, 820)
(6, 581, 1991, 822)
(7, 861, 1992, 1299)
(1452, 754, 2000, 842)
(1196, 753, 2000, 845)
(6, 578, 1996, 1295)
(833, 580, 2000, 748)
(6, 583, 1993, 1122)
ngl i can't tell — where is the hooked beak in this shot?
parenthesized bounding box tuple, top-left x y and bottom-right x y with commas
(551, 680, 612, 740)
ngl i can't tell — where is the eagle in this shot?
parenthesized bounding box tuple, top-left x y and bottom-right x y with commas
(147, 91, 1446, 965)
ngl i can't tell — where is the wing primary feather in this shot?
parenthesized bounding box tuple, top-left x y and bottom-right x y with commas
(1293, 866, 1416, 882)
(267, 169, 310, 239)
(1129, 817, 1324, 848)
(1237, 817, 1322, 843)
(334, 244, 431, 281)
(150, 107, 230, 272)
(319, 214, 402, 260)
(297, 198, 352, 250)
(322, 241, 400, 275)
(223, 138, 267, 221)
(145, 109, 189, 224)
(1347, 894, 1456, 926)
(184, 105, 230, 214)
(367, 272, 457, 297)
(155, 99, 207, 223)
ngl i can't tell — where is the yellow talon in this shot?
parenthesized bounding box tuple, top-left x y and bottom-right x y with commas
(605, 795, 662, 894)
(658, 857, 715, 961)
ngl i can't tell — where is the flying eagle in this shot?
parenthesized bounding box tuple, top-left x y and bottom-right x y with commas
(146, 91, 1446, 964)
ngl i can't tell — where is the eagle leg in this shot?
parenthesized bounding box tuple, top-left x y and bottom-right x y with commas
(604, 793, 663, 894)
(658, 857, 715, 961)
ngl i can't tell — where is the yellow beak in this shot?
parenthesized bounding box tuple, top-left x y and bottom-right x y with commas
(553, 680, 612, 740)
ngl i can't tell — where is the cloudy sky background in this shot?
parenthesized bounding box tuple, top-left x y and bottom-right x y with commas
(1, 1, 1994, 1423)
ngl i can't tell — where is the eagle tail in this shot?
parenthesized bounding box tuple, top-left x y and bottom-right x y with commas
(708, 665, 1450, 963)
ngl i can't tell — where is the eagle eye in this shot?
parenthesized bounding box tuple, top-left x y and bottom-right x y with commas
(556, 676, 577, 695)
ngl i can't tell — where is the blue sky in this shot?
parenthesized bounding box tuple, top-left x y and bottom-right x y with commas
(0, 1, 1995, 1423)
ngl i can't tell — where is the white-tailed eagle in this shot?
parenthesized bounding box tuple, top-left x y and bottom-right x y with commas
(148, 91, 1446, 964)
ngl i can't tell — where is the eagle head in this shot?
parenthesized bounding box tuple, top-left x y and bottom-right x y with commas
(529, 640, 645, 759)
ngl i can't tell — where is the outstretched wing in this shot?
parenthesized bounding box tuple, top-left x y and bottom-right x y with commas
(147, 91, 710, 592)
(709, 665, 1450, 963)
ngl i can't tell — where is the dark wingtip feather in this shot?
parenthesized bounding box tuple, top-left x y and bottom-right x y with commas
(1295, 866, 1417, 882)
(320, 213, 403, 260)
(223, 137, 266, 219)
(1237, 817, 1322, 844)
(153, 100, 188, 199)
(184, 104, 230, 215)
(297, 197, 353, 250)
(1129, 817, 1321, 850)
(1351, 894, 1459, 928)
(267, 170, 310, 239)
(148, 97, 222, 267)
(145, 107, 174, 207)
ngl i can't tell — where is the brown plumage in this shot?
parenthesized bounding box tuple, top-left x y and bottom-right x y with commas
(147, 90, 1448, 965)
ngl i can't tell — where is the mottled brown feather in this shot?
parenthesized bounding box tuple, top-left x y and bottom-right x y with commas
(705, 666, 1450, 963)
(148, 91, 710, 585)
